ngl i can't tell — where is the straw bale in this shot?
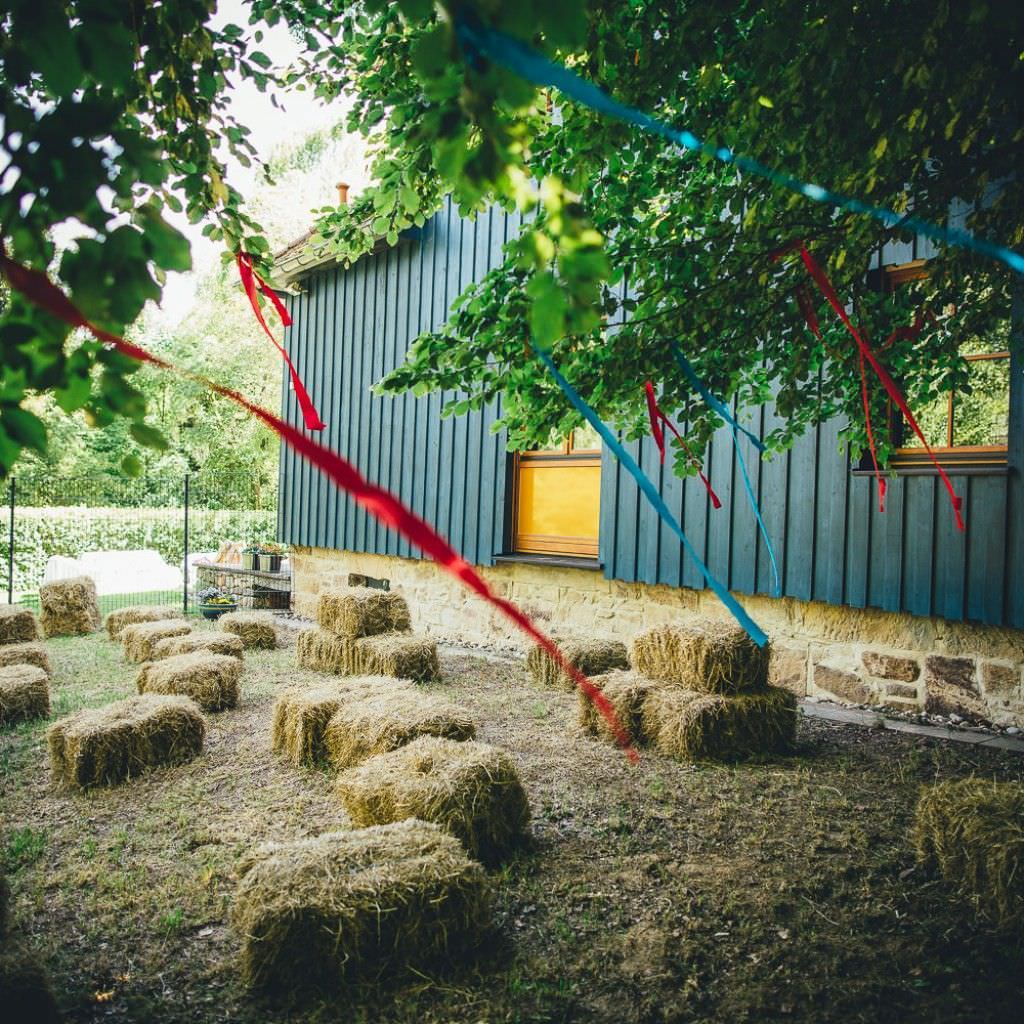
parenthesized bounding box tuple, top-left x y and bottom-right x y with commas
(271, 677, 415, 767)
(0, 604, 39, 645)
(151, 630, 244, 661)
(577, 670, 658, 744)
(527, 638, 630, 690)
(121, 619, 191, 662)
(914, 778, 1024, 927)
(39, 575, 101, 636)
(0, 642, 51, 676)
(0, 664, 50, 726)
(296, 627, 360, 675)
(0, 947, 60, 1024)
(643, 685, 796, 761)
(324, 689, 475, 770)
(47, 694, 204, 789)
(356, 631, 439, 682)
(220, 611, 277, 650)
(105, 604, 180, 640)
(316, 586, 412, 638)
(632, 622, 770, 694)
(136, 652, 242, 712)
(337, 736, 530, 864)
(233, 819, 490, 991)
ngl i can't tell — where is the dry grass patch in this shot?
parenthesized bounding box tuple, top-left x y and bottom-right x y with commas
(317, 586, 412, 637)
(643, 685, 797, 761)
(122, 620, 191, 663)
(39, 576, 101, 637)
(337, 736, 530, 863)
(104, 605, 181, 640)
(0, 663, 50, 725)
(578, 669, 657, 745)
(632, 622, 769, 694)
(47, 694, 204, 789)
(271, 676, 415, 766)
(0, 604, 39, 644)
(914, 778, 1024, 928)
(151, 630, 244, 661)
(220, 611, 277, 650)
(0, 641, 51, 675)
(528, 638, 630, 690)
(324, 688, 475, 770)
(232, 819, 491, 992)
(136, 651, 243, 712)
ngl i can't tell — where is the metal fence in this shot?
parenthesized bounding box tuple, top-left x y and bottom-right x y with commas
(1, 471, 285, 617)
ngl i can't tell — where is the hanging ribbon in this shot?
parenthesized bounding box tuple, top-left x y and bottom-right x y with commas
(235, 252, 326, 432)
(0, 247, 636, 759)
(795, 285, 822, 340)
(669, 345, 781, 596)
(454, 18, 1024, 276)
(644, 381, 722, 509)
(536, 346, 768, 646)
(773, 240, 964, 529)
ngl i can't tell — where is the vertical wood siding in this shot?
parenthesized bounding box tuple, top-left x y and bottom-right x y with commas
(279, 198, 1022, 628)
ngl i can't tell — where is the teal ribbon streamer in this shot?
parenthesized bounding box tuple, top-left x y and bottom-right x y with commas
(534, 345, 768, 647)
(671, 343, 781, 595)
(456, 20, 1024, 277)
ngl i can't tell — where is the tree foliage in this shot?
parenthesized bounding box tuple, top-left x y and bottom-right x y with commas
(1, 0, 1022, 482)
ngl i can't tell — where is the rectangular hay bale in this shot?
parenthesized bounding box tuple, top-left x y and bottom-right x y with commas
(632, 622, 770, 694)
(232, 819, 490, 991)
(316, 586, 411, 638)
(0, 604, 39, 645)
(136, 652, 242, 712)
(121, 620, 192, 663)
(39, 576, 101, 637)
(336, 736, 530, 864)
(324, 689, 475, 770)
(47, 694, 204, 789)
(0, 642, 51, 676)
(0, 664, 50, 725)
(219, 611, 277, 650)
(151, 631, 244, 661)
(577, 669, 657, 745)
(295, 627, 360, 675)
(527, 638, 630, 690)
(355, 631, 439, 682)
(642, 684, 796, 762)
(105, 605, 182, 640)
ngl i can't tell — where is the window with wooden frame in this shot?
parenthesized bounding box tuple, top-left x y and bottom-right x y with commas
(866, 260, 1010, 472)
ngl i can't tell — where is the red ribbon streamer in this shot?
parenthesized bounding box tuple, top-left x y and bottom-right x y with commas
(1, 248, 637, 759)
(644, 381, 722, 509)
(795, 284, 822, 340)
(235, 252, 326, 432)
(773, 241, 964, 530)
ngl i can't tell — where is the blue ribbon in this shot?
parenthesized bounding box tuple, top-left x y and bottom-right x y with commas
(533, 345, 768, 647)
(456, 20, 1024, 277)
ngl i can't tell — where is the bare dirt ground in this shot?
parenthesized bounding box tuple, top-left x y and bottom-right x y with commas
(2, 625, 1022, 1023)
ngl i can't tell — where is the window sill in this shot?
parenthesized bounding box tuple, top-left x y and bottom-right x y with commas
(852, 464, 1010, 478)
(494, 553, 603, 571)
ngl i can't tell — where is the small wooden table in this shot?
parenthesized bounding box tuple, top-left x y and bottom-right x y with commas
(195, 563, 292, 610)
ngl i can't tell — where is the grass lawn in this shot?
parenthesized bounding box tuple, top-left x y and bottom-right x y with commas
(1, 627, 1022, 1023)
(15, 590, 185, 616)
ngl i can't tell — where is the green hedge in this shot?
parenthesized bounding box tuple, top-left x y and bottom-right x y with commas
(0, 506, 277, 597)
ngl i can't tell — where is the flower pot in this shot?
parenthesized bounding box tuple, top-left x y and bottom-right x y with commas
(199, 602, 237, 620)
(241, 552, 258, 570)
(258, 553, 282, 572)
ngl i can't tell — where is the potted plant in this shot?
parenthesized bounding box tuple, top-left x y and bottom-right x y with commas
(257, 542, 286, 572)
(241, 545, 260, 571)
(197, 586, 238, 620)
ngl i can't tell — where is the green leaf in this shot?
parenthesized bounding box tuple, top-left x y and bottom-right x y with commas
(130, 422, 169, 451)
(2, 406, 47, 454)
(120, 453, 144, 477)
(526, 272, 568, 347)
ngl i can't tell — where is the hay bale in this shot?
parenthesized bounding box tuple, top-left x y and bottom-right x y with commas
(317, 586, 412, 637)
(136, 652, 242, 712)
(39, 575, 101, 636)
(914, 778, 1024, 927)
(632, 622, 770, 694)
(104, 604, 180, 640)
(232, 819, 490, 991)
(121, 619, 191, 663)
(356, 632, 440, 682)
(527, 638, 630, 690)
(337, 736, 530, 864)
(0, 947, 60, 1024)
(220, 611, 277, 650)
(324, 689, 475, 770)
(151, 631, 244, 661)
(271, 677, 415, 767)
(0, 664, 50, 726)
(47, 694, 204, 789)
(296, 627, 360, 675)
(577, 669, 658, 744)
(0, 604, 39, 645)
(0, 642, 51, 676)
(643, 685, 796, 761)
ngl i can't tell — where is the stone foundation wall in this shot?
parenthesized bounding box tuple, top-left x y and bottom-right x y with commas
(291, 546, 1024, 727)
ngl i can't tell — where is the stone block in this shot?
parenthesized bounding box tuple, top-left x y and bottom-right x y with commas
(861, 651, 920, 682)
(813, 664, 874, 705)
(979, 661, 1020, 699)
(769, 646, 808, 696)
(884, 682, 919, 701)
(924, 655, 977, 693)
